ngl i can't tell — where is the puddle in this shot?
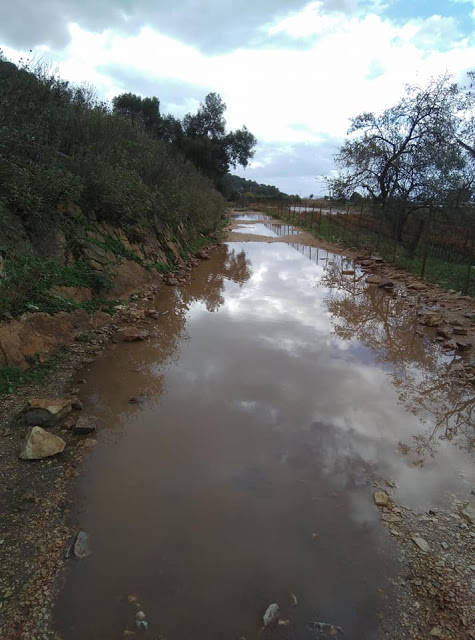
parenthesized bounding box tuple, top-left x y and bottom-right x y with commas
(54, 242, 475, 639)
(230, 213, 272, 221)
(232, 222, 279, 237)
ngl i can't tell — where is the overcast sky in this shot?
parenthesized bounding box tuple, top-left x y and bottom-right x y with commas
(1, 0, 474, 195)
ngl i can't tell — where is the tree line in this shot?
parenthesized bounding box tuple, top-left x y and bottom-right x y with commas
(111, 90, 256, 189)
(0, 52, 258, 248)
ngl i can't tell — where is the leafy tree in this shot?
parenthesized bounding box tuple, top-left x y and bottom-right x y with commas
(182, 92, 257, 183)
(330, 74, 474, 249)
(112, 92, 161, 135)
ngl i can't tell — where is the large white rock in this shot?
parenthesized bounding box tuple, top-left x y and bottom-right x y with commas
(20, 426, 66, 460)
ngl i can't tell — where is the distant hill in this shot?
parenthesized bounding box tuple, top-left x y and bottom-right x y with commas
(219, 174, 291, 201)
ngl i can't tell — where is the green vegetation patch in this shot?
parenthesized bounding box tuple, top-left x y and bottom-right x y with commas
(0, 348, 68, 396)
(0, 255, 114, 316)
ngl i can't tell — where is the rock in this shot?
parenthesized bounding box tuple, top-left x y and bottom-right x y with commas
(70, 387, 80, 395)
(263, 603, 280, 628)
(411, 536, 431, 552)
(165, 277, 178, 286)
(370, 256, 383, 263)
(122, 328, 148, 342)
(374, 491, 390, 507)
(378, 278, 395, 289)
(145, 310, 160, 319)
(20, 427, 66, 460)
(366, 274, 381, 285)
(73, 531, 92, 559)
(461, 503, 475, 524)
(453, 326, 468, 335)
(73, 416, 98, 434)
(196, 250, 210, 260)
(128, 309, 145, 321)
(425, 313, 443, 327)
(441, 542, 448, 550)
(436, 327, 451, 339)
(429, 627, 442, 638)
(408, 282, 426, 291)
(24, 398, 72, 426)
(341, 270, 355, 275)
(381, 513, 402, 523)
(135, 612, 148, 631)
(129, 394, 147, 404)
(455, 339, 472, 351)
(71, 399, 83, 410)
(136, 621, 148, 631)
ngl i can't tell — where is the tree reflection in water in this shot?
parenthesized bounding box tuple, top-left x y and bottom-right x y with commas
(309, 250, 475, 466)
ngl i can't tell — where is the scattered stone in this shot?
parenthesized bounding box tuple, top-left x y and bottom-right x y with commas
(307, 621, 343, 635)
(411, 536, 431, 553)
(441, 541, 449, 550)
(165, 277, 178, 286)
(378, 278, 395, 289)
(425, 313, 443, 327)
(342, 270, 355, 275)
(263, 603, 280, 628)
(73, 531, 92, 559)
(73, 416, 99, 435)
(71, 398, 83, 410)
(429, 627, 442, 637)
(128, 309, 145, 321)
(453, 326, 468, 335)
(381, 513, 402, 523)
(455, 339, 472, 351)
(122, 328, 149, 342)
(70, 387, 80, 395)
(20, 427, 66, 460)
(461, 503, 475, 524)
(24, 398, 72, 426)
(366, 274, 381, 285)
(135, 611, 148, 631)
(129, 393, 147, 404)
(374, 491, 390, 507)
(436, 327, 451, 339)
(408, 282, 426, 290)
(196, 250, 210, 260)
(145, 310, 160, 319)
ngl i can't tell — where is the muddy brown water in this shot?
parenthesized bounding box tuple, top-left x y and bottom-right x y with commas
(55, 229, 475, 639)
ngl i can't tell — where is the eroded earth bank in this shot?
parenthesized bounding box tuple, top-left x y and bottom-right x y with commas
(1, 212, 475, 640)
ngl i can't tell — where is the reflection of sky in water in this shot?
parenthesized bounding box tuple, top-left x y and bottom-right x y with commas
(57, 239, 475, 639)
(232, 223, 279, 237)
(173, 241, 475, 510)
(230, 213, 272, 221)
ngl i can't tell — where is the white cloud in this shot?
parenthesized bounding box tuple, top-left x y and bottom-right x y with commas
(2, 1, 474, 195)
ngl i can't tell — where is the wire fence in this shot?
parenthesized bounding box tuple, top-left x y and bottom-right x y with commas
(249, 199, 475, 297)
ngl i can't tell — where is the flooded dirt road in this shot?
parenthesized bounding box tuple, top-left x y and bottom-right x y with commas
(54, 221, 475, 639)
